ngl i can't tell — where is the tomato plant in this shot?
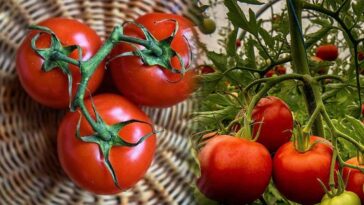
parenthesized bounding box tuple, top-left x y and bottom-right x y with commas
(343, 157, 364, 203)
(16, 18, 104, 108)
(273, 136, 335, 204)
(315, 44, 339, 61)
(58, 94, 156, 194)
(197, 135, 272, 204)
(193, 1, 364, 203)
(252, 96, 293, 152)
(109, 13, 197, 108)
(320, 191, 361, 205)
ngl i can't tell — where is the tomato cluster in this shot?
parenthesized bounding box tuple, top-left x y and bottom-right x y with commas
(195, 96, 363, 205)
(265, 65, 286, 77)
(16, 13, 197, 194)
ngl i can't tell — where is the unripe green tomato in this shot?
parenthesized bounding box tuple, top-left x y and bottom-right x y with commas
(320, 191, 361, 205)
(199, 18, 216, 34)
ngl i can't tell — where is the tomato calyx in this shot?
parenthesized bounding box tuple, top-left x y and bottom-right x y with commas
(293, 124, 311, 153)
(75, 99, 158, 189)
(109, 20, 191, 80)
(29, 25, 81, 107)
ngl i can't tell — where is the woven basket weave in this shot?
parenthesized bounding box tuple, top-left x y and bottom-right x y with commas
(0, 0, 197, 204)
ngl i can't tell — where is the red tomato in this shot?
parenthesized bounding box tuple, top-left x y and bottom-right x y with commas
(275, 65, 286, 75)
(199, 65, 215, 74)
(362, 104, 364, 116)
(252, 96, 293, 152)
(16, 18, 104, 108)
(197, 135, 272, 204)
(343, 157, 364, 203)
(273, 136, 335, 204)
(265, 69, 275, 77)
(358, 51, 364, 61)
(316, 44, 339, 61)
(57, 94, 156, 194)
(235, 40, 241, 47)
(109, 13, 197, 108)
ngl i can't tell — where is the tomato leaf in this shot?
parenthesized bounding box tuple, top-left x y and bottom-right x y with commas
(227, 28, 238, 56)
(224, 0, 257, 35)
(237, 0, 263, 5)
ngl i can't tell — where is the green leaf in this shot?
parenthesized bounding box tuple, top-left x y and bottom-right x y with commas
(206, 51, 228, 72)
(192, 186, 219, 205)
(305, 26, 332, 49)
(224, 0, 256, 34)
(353, 1, 364, 16)
(237, 0, 263, 5)
(259, 27, 275, 50)
(226, 28, 238, 56)
(245, 38, 257, 69)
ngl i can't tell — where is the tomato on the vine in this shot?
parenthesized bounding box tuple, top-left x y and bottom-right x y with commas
(236, 40, 241, 47)
(16, 18, 104, 108)
(316, 44, 339, 61)
(265, 69, 275, 77)
(320, 191, 361, 205)
(273, 136, 335, 204)
(197, 135, 272, 204)
(275, 65, 286, 75)
(109, 13, 197, 108)
(343, 157, 364, 202)
(358, 51, 364, 61)
(57, 94, 156, 194)
(252, 96, 293, 152)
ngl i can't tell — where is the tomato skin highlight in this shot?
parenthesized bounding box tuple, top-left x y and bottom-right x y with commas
(343, 157, 364, 203)
(316, 44, 339, 61)
(57, 94, 156, 194)
(273, 136, 335, 205)
(16, 18, 104, 108)
(197, 135, 272, 204)
(110, 13, 197, 108)
(320, 191, 361, 205)
(252, 96, 293, 152)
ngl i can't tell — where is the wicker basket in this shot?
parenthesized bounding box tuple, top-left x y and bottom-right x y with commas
(0, 0, 198, 204)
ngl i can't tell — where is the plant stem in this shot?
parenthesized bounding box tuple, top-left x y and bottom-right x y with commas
(286, 0, 324, 137)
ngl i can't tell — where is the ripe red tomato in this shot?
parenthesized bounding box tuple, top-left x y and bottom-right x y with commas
(109, 13, 197, 108)
(362, 104, 364, 116)
(199, 65, 215, 74)
(252, 96, 293, 152)
(275, 65, 286, 75)
(265, 69, 275, 77)
(343, 157, 364, 203)
(197, 135, 272, 204)
(273, 136, 335, 204)
(316, 44, 339, 61)
(358, 51, 364, 61)
(16, 18, 104, 108)
(235, 40, 241, 47)
(57, 94, 156, 194)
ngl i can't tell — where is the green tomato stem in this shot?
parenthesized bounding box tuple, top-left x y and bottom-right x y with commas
(358, 151, 364, 165)
(287, 0, 325, 137)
